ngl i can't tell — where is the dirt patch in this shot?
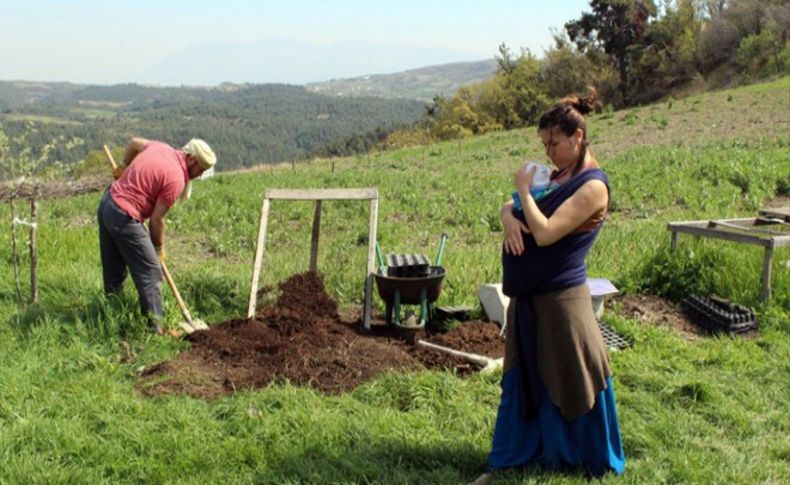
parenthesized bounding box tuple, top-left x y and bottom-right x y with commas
(611, 293, 702, 340)
(137, 272, 504, 399)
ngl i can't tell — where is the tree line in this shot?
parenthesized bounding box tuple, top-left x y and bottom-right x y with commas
(388, 0, 789, 146)
(0, 83, 425, 179)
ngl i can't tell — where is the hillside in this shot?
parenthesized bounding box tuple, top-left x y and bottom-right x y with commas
(306, 59, 497, 101)
(0, 78, 787, 483)
(0, 81, 425, 171)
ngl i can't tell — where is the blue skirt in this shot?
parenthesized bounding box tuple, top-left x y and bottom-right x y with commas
(487, 367, 625, 476)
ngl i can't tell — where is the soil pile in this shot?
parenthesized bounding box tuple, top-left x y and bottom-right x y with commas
(138, 272, 504, 399)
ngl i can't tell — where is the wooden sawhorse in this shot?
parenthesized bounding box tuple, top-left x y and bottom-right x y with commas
(247, 188, 379, 328)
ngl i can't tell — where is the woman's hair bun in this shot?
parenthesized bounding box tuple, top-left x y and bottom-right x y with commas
(573, 87, 598, 115)
(557, 87, 598, 115)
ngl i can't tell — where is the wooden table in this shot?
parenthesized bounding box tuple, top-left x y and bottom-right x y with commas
(667, 209, 790, 301)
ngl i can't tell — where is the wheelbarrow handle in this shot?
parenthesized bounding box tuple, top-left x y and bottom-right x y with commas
(434, 233, 448, 267)
(375, 241, 387, 274)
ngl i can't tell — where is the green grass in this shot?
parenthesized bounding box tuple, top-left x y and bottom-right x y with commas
(0, 77, 788, 483)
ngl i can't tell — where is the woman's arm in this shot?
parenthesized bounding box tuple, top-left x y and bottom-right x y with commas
(501, 200, 529, 255)
(518, 179, 608, 246)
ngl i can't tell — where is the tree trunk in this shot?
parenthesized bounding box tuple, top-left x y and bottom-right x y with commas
(619, 54, 630, 105)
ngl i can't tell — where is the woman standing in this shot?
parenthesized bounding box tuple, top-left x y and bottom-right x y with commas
(475, 89, 625, 482)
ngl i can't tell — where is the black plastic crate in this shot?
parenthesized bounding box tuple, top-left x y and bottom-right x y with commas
(386, 253, 431, 277)
(682, 295, 758, 334)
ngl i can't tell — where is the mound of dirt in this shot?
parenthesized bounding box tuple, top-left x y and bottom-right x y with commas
(138, 272, 504, 399)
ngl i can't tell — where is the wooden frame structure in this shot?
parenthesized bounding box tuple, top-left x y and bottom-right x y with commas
(667, 208, 790, 301)
(247, 188, 379, 328)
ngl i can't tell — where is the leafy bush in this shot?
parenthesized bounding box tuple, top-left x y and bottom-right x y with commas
(635, 246, 718, 301)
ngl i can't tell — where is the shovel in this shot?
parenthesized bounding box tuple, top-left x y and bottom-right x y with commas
(160, 260, 209, 333)
(416, 339, 503, 373)
(102, 144, 208, 334)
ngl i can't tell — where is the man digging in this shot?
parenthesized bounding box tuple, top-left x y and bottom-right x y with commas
(97, 137, 216, 333)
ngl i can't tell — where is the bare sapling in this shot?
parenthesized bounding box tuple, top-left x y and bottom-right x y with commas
(28, 191, 38, 303)
(0, 127, 81, 307)
(9, 194, 23, 306)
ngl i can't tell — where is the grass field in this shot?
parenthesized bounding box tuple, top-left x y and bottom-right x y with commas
(0, 77, 788, 483)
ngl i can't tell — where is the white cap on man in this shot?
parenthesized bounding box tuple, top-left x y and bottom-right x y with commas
(182, 139, 216, 169)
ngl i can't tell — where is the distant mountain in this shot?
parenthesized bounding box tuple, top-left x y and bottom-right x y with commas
(305, 59, 498, 101)
(143, 38, 483, 86)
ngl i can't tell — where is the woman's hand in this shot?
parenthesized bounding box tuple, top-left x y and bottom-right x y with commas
(501, 204, 529, 255)
(514, 163, 536, 195)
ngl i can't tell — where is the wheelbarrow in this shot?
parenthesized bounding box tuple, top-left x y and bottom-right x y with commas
(374, 234, 448, 328)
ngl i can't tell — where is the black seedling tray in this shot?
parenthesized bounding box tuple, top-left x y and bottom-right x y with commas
(682, 295, 758, 334)
(386, 253, 431, 277)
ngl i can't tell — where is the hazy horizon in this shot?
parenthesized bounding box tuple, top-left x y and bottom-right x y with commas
(1, 0, 591, 86)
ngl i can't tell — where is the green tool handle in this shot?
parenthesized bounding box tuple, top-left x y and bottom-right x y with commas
(434, 233, 448, 267)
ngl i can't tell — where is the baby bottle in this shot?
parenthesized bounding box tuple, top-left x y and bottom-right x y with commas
(512, 162, 553, 210)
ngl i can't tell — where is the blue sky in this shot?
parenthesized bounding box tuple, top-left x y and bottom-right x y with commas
(1, 0, 592, 85)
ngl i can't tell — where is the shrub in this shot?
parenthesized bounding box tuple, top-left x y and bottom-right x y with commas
(635, 246, 718, 302)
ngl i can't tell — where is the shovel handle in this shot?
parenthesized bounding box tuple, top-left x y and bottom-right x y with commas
(160, 260, 194, 326)
(416, 339, 492, 367)
(102, 144, 119, 170)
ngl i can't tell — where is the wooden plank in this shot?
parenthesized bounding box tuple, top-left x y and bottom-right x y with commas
(247, 197, 271, 318)
(667, 222, 772, 247)
(364, 197, 379, 329)
(309, 200, 322, 272)
(265, 188, 378, 200)
(759, 208, 790, 221)
(708, 219, 787, 237)
(756, 217, 790, 227)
